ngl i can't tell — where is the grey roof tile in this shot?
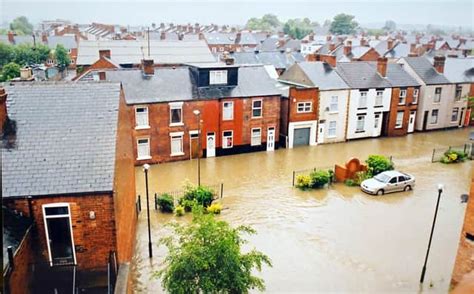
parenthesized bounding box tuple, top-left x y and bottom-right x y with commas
(403, 56, 451, 85)
(336, 62, 391, 89)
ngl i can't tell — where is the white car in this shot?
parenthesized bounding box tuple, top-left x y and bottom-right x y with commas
(361, 170, 415, 195)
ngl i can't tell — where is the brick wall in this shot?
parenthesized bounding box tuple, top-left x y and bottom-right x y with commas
(5, 226, 35, 294)
(357, 48, 381, 62)
(386, 87, 419, 136)
(288, 87, 319, 123)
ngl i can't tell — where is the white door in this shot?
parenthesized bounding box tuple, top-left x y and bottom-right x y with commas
(373, 114, 381, 137)
(206, 133, 215, 157)
(317, 123, 325, 144)
(267, 127, 275, 151)
(408, 111, 416, 133)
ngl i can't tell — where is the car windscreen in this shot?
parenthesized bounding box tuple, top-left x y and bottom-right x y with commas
(374, 173, 391, 183)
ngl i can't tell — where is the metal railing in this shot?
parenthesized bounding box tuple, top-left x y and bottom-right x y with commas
(431, 143, 473, 163)
(107, 251, 118, 294)
(292, 166, 334, 186)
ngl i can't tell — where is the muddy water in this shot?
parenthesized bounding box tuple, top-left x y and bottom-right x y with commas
(131, 128, 473, 293)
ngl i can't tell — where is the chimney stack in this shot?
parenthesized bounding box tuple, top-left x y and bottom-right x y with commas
(0, 87, 8, 128)
(326, 35, 332, 42)
(343, 40, 352, 56)
(377, 57, 388, 77)
(321, 54, 337, 67)
(7, 31, 14, 44)
(141, 59, 155, 75)
(360, 38, 367, 47)
(160, 32, 166, 40)
(433, 55, 446, 74)
(220, 52, 235, 65)
(309, 33, 314, 41)
(41, 33, 48, 43)
(387, 39, 394, 50)
(329, 42, 336, 52)
(410, 43, 417, 54)
(198, 32, 204, 40)
(99, 49, 111, 59)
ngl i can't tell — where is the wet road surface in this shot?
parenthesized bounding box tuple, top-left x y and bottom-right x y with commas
(131, 128, 473, 293)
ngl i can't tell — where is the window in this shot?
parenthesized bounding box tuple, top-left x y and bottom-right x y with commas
(328, 121, 337, 137)
(374, 113, 380, 128)
(252, 100, 263, 118)
(135, 107, 149, 129)
(137, 138, 150, 159)
(451, 108, 459, 122)
(330, 96, 338, 112)
(399, 89, 407, 105)
(222, 101, 234, 120)
(356, 115, 365, 132)
(389, 177, 397, 184)
(251, 128, 261, 146)
(210, 70, 228, 85)
(169, 102, 183, 125)
(375, 90, 384, 106)
(359, 91, 367, 108)
(430, 109, 439, 124)
(434, 87, 442, 103)
(455, 85, 462, 100)
(395, 111, 404, 129)
(170, 133, 184, 156)
(297, 102, 312, 113)
(398, 176, 407, 182)
(413, 88, 419, 104)
(222, 131, 233, 148)
(212, 47, 217, 53)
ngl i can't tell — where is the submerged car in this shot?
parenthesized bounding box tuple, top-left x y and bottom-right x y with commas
(361, 170, 415, 195)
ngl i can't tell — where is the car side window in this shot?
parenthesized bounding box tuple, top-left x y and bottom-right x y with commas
(398, 176, 406, 182)
(389, 177, 397, 184)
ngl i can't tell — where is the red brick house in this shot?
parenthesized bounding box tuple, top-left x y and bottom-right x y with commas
(1, 82, 136, 292)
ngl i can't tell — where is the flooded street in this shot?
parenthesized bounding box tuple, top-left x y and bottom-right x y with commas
(131, 128, 473, 293)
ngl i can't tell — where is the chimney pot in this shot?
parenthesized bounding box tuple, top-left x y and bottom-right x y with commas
(433, 55, 446, 74)
(141, 59, 155, 75)
(343, 41, 352, 56)
(160, 32, 166, 40)
(377, 57, 388, 77)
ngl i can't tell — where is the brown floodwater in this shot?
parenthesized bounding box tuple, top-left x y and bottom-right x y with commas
(131, 128, 473, 293)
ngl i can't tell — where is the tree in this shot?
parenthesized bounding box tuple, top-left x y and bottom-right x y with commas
(283, 18, 314, 39)
(0, 43, 15, 67)
(0, 62, 21, 82)
(54, 44, 70, 70)
(9, 16, 33, 35)
(157, 209, 272, 293)
(14, 44, 50, 66)
(323, 19, 332, 27)
(246, 14, 281, 31)
(383, 20, 397, 32)
(329, 13, 358, 35)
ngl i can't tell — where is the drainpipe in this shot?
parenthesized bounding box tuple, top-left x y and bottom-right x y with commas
(27, 196, 33, 219)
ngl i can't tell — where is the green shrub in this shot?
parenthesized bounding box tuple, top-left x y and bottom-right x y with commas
(180, 184, 215, 208)
(296, 174, 312, 189)
(309, 170, 331, 189)
(207, 203, 222, 214)
(366, 155, 394, 176)
(157, 194, 175, 213)
(441, 150, 468, 164)
(354, 171, 370, 185)
(179, 199, 197, 212)
(344, 179, 357, 187)
(174, 205, 185, 216)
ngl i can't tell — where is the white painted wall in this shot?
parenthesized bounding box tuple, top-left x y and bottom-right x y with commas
(415, 84, 455, 130)
(318, 89, 350, 144)
(288, 120, 318, 149)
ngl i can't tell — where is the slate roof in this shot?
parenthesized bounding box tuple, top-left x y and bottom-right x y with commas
(443, 57, 474, 83)
(226, 51, 304, 70)
(2, 82, 121, 198)
(384, 43, 411, 59)
(46, 35, 78, 49)
(333, 45, 373, 61)
(279, 61, 348, 90)
(402, 56, 451, 85)
(76, 40, 216, 65)
(367, 62, 421, 87)
(335, 62, 391, 89)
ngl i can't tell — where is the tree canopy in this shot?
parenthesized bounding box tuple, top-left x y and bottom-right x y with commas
(13, 43, 50, 66)
(383, 20, 397, 32)
(329, 13, 358, 35)
(283, 18, 314, 39)
(0, 62, 21, 82)
(246, 14, 281, 31)
(9, 16, 34, 35)
(157, 209, 272, 293)
(54, 44, 70, 69)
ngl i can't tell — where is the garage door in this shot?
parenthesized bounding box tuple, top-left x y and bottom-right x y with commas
(293, 127, 310, 146)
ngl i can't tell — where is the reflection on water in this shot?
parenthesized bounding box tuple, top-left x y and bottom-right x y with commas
(132, 128, 473, 293)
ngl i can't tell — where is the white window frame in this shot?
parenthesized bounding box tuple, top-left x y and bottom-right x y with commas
(359, 91, 368, 108)
(137, 137, 151, 160)
(252, 99, 263, 118)
(399, 89, 407, 105)
(251, 128, 262, 146)
(413, 88, 419, 104)
(451, 108, 459, 122)
(395, 111, 404, 129)
(170, 132, 184, 156)
(42, 203, 77, 266)
(328, 121, 337, 137)
(434, 87, 442, 103)
(329, 96, 338, 112)
(223, 101, 234, 120)
(430, 109, 439, 124)
(455, 85, 462, 101)
(135, 106, 150, 129)
(296, 102, 312, 113)
(210, 70, 228, 85)
(169, 102, 183, 126)
(356, 115, 365, 132)
(375, 90, 384, 106)
(222, 130, 233, 148)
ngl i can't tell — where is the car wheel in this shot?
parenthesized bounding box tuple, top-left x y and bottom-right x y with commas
(376, 189, 384, 196)
(404, 185, 411, 191)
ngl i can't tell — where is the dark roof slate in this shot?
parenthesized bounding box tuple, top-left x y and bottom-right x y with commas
(335, 62, 391, 89)
(403, 56, 451, 85)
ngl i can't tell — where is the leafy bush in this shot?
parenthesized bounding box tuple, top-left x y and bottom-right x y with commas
(354, 171, 370, 185)
(157, 194, 175, 213)
(179, 199, 197, 212)
(207, 203, 222, 214)
(174, 205, 185, 217)
(296, 174, 312, 189)
(344, 179, 357, 187)
(441, 150, 468, 164)
(181, 185, 214, 208)
(366, 155, 394, 176)
(309, 170, 331, 189)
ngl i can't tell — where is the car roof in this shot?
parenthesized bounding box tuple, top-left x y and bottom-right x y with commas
(381, 170, 404, 177)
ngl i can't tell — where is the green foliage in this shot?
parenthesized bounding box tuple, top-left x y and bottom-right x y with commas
(246, 14, 281, 31)
(441, 150, 468, 164)
(157, 209, 272, 293)
(157, 194, 175, 213)
(10, 16, 33, 35)
(329, 13, 359, 35)
(296, 174, 312, 189)
(0, 43, 15, 67)
(344, 179, 357, 187)
(180, 184, 214, 208)
(174, 205, 185, 217)
(366, 28, 385, 36)
(0, 62, 20, 82)
(383, 20, 397, 32)
(54, 44, 70, 69)
(366, 155, 394, 176)
(207, 203, 222, 214)
(13, 44, 51, 66)
(283, 18, 314, 39)
(309, 170, 331, 188)
(354, 171, 370, 186)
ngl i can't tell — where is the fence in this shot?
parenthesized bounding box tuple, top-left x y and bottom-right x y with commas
(431, 143, 473, 163)
(107, 251, 118, 294)
(292, 166, 334, 186)
(154, 183, 224, 209)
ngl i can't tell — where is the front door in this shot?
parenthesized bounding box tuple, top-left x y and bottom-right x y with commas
(267, 127, 275, 151)
(459, 108, 465, 127)
(423, 111, 429, 131)
(317, 123, 325, 144)
(43, 204, 76, 266)
(190, 133, 199, 159)
(408, 111, 416, 133)
(206, 132, 215, 158)
(293, 127, 310, 147)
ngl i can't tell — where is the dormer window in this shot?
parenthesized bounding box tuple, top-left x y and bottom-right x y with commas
(210, 70, 228, 85)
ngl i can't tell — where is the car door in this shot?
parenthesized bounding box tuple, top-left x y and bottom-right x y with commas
(387, 177, 398, 193)
(398, 176, 407, 191)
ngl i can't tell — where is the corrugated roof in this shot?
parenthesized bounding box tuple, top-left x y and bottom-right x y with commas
(403, 56, 451, 85)
(2, 82, 121, 197)
(336, 62, 391, 89)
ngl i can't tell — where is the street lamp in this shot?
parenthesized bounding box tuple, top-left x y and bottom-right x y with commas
(420, 184, 444, 284)
(193, 109, 201, 187)
(143, 163, 153, 258)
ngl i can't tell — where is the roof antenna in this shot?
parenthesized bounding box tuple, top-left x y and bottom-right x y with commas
(147, 27, 151, 57)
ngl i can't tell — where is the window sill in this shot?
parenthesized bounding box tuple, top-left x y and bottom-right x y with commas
(355, 130, 365, 133)
(222, 118, 233, 121)
(222, 146, 233, 149)
(296, 111, 312, 114)
(137, 156, 151, 160)
(135, 126, 150, 130)
(357, 107, 368, 110)
(171, 152, 185, 157)
(395, 126, 403, 129)
(169, 123, 184, 127)
(327, 111, 339, 114)
(397, 104, 406, 106)
(326, 135, 337, 139)
(251, 116, 263, 119)
(374, 105, 384, 108)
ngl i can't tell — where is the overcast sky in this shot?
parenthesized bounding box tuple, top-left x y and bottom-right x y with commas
(1, 0, 473, 28)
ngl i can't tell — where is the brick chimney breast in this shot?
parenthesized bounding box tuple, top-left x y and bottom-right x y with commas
(7, 31, 14, 44)
(99, 49, 111, 59)
(377, 57, 388, 77)
(433, 55, 446, 74)
(141, 59, 155, 75)
(343, 40, 352, 56)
